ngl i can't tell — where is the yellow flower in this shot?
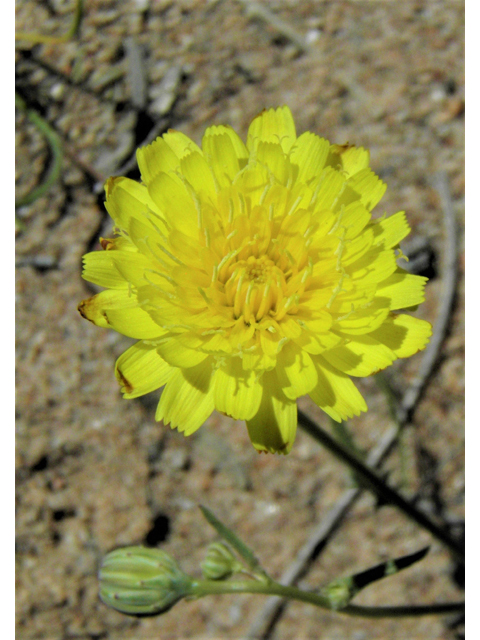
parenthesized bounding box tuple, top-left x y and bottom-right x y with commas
(79, 106, 431, 454)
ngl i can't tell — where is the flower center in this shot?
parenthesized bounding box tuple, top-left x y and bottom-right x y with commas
(244, 255, 275, 284)
(223, 255, 287, 324)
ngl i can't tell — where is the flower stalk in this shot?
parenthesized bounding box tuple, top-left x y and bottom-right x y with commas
(189, 578, 464, 619)
(99, 514, 464, 621)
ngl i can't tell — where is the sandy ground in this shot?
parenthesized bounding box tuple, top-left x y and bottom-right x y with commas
(16, 1, 464, 639)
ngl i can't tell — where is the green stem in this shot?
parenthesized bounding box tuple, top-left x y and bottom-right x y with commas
(15, 93, 63, 208)
(15, 0, 84, 44)
(297, 410, 464, 563)
(190, 579, 464, 618)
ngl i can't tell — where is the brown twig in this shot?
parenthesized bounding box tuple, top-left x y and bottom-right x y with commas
(124, 37, 147, 110)
(396, 171, 459, 424)
(237, 0, 310, 53)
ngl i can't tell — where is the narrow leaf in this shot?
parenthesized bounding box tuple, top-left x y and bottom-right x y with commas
(352, 546, 430, 591)
(321, 546, 430, 610)
(199, 505, 268, 578)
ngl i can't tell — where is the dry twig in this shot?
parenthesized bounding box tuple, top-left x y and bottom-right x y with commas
(237, 0, 310, 53)
(124, 37, 147, 110)
(396, 172, 459, 424)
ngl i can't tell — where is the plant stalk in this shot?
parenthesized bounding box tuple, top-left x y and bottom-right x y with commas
(190, 578, 464, 618)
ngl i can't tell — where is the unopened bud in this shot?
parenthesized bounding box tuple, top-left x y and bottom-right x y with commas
(99, 546, 192, 615)
(201, 542, 242, 580)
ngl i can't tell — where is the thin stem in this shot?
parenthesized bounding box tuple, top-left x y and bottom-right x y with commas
(190, 579, 464, 619)
(15, 0, 84, 45)
(297, 410, 464, 563)
(15, 93, 63, 207)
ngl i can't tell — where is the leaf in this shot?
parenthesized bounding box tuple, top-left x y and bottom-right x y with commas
(320, 546, 430, 610)
(15, 93, 63, 208)
(199, 505, 269, 580)
(352, 546, 430, 590)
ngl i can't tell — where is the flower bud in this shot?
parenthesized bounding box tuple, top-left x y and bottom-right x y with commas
(201, 542, 242, 580)
(99, 546, 192, 615)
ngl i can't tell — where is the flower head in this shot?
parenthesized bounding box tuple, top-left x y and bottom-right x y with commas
(79, 106, 431, 454)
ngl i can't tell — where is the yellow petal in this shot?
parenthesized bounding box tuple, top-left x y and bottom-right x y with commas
(168, 229, 210, 270)
(340, 228, 374, 266)
(338, 145, 370, 177)
(334, 296, 391, 335)
(276, 341, 318, 400)
(369, 314, 432, 358)
(246, 370, 297, 454)
(348, 248, 398, 284)
(322, 335, 397, 377)
(115, 342, 172, 398)
(299, 291, 335, 317)
(156, 360, 215, 435)
(347, 168, 386, 211)
(301, 315, 337, 336)
(293, 330, 342, 355)
(328, 283, 377, 316)
(278, 317, 303, 340)
(136, 136, 180, 185)
(136, 130, 202, 187)
(156, 337, 209, 368)
(247, 106, 296, 154)
(257, 325, 281, 356)
(213, 358, 263, 420)
(377, 271, 428, 309)
(204, 124, 248, 160)
(309, 357, 367, 422)
(128, 216, 172, 266)
(290, 132, 330, 184)
(256, 141, 292, 185)
(372, 211, 410, 249)
(311, 167, 346, 212)
(82, 251, 128, 289)
(105, 176, 162, 231)
(78, 290, 164, 339)
(148, 172, 198, 236)
(236, 164, 273, 210)
(336, 200, 371, 240)
(179, 150, 217, 198)
(202, 128, 245, 188)
(108, 250, 158, 289)
(162, 129, 202, 159)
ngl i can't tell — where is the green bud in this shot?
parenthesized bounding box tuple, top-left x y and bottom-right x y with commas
(99, 546, 192, 615)
(201, 541, 243, 580)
